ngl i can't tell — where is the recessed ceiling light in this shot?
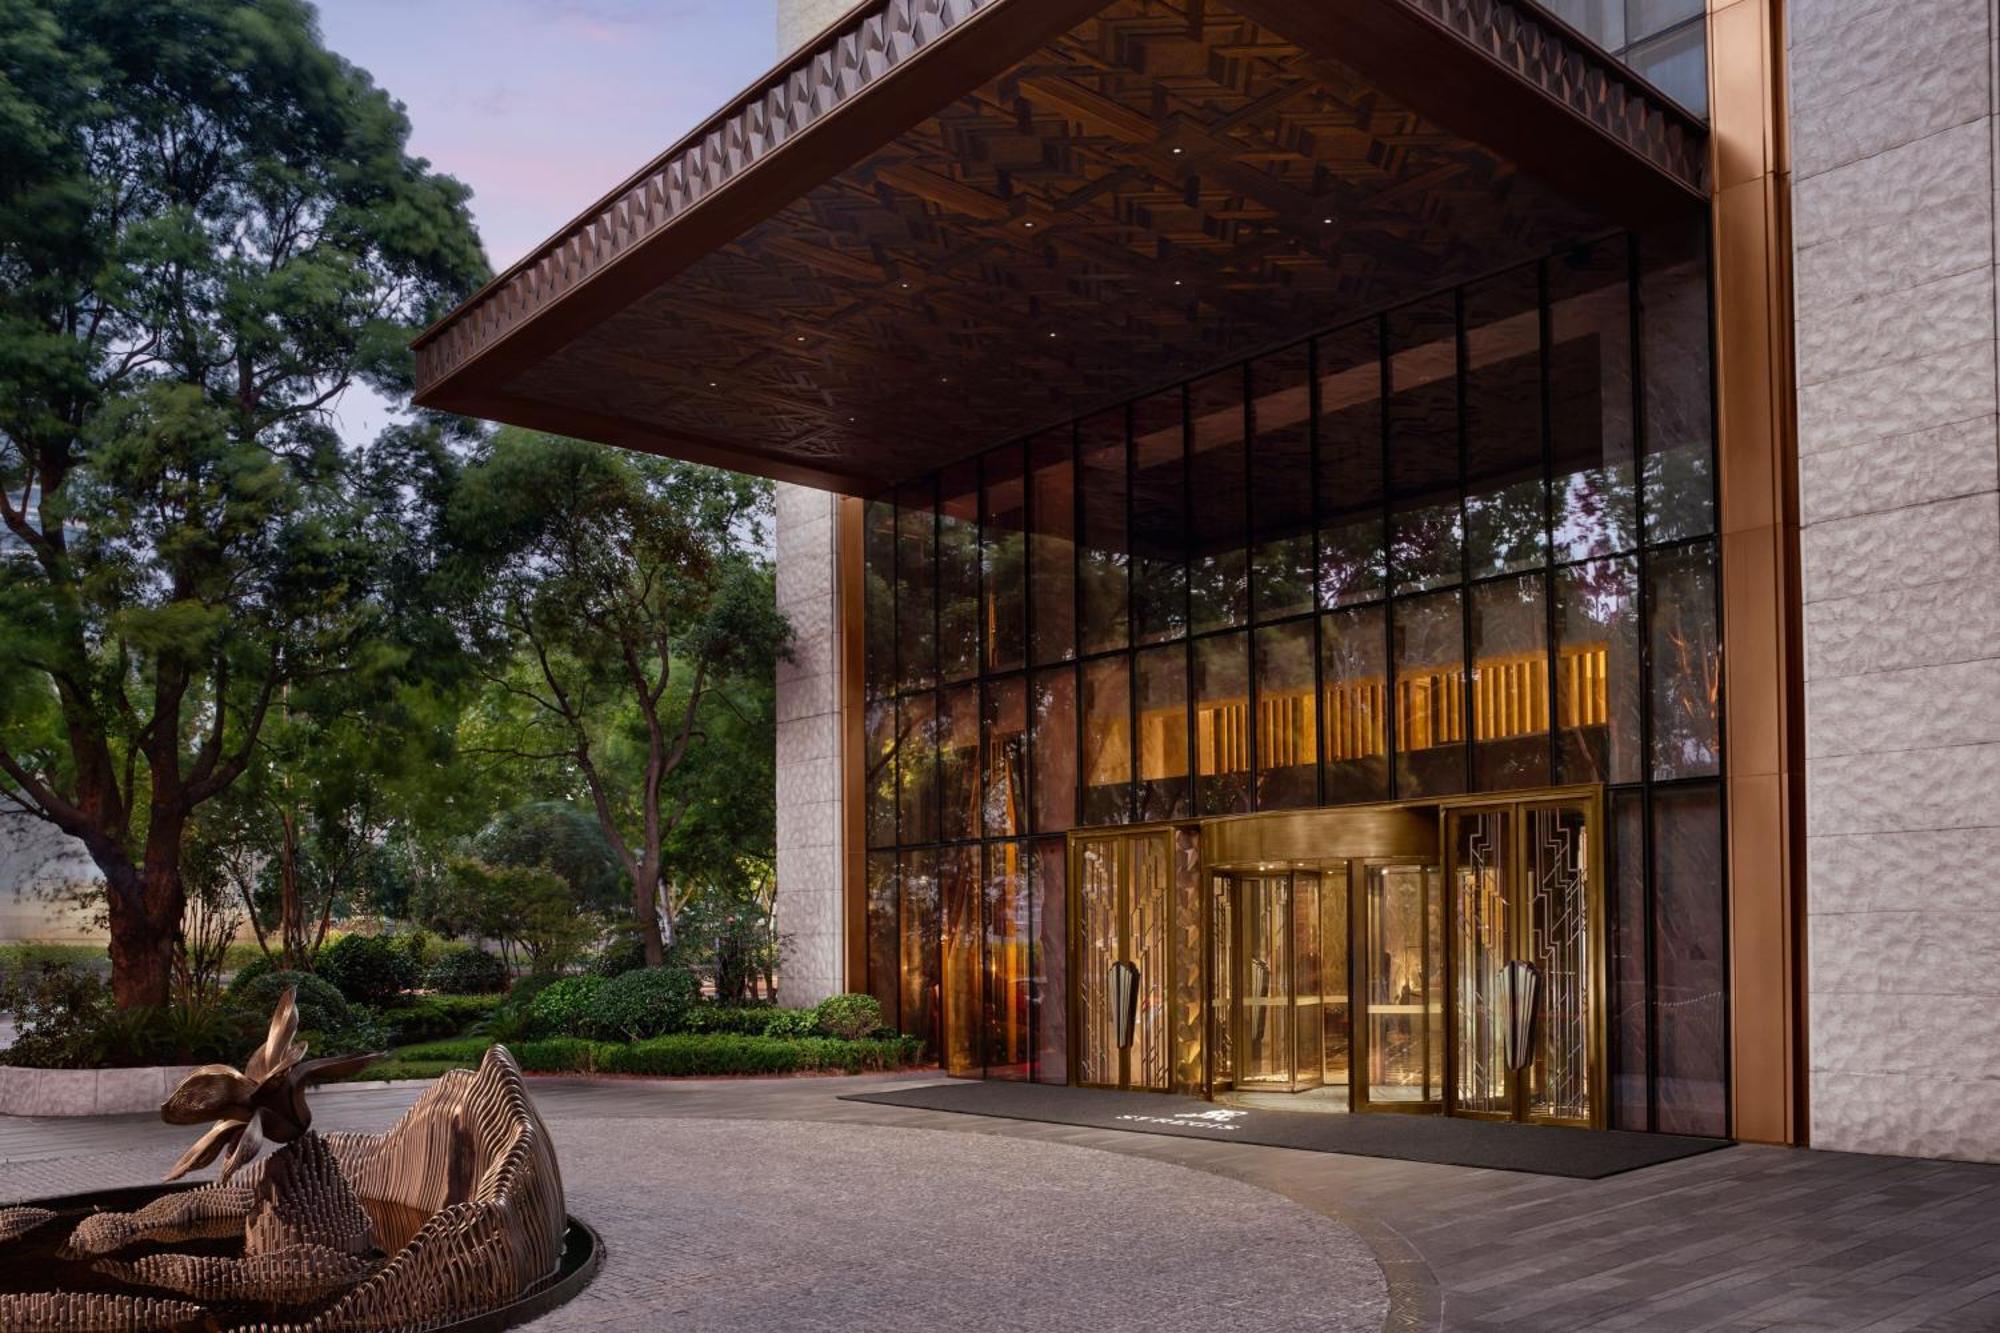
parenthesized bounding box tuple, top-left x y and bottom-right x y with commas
(1173, 279, 1183, 287)
(796, 335, 806, 341)
(708, 381, 718, 387)
(1024, 220, 1035, 228)
(1171, 146, 1184, 155)
(1322, 217, 1334, 225)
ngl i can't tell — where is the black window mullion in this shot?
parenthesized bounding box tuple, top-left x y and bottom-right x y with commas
(1243, 360, 1259, 808)
(1539, 257, 1562, 787)
(1181, 384, 1196, 820)
(1309, 336, 1327, 809)
(1378, 314, 1399, 801)
(1454, 286, 1474, 792)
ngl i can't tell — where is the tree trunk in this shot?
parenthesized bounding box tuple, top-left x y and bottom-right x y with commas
(107, 862, 180, 1010)
(636, 873, 667, 968)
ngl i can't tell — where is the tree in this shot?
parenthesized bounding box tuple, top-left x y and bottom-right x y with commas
(449, 432, 789, 968)
(0, 0, 486, 1006)
(431, 857, 593, 976)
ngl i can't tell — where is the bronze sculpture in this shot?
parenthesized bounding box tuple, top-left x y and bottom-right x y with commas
(0, 987, 578, 1331)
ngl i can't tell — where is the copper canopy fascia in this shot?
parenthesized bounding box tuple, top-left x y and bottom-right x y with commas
(411, 0, 1707, 493)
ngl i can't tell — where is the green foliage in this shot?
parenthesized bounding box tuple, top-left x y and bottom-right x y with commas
(352, 1033, 925, 1082)
(813, 993, 885, 1041)
(424, 945, 510, 995)
(302, 1003, 394, 1060)
(584, 930, 648, 979)
(227, 953, 279, 995)
(316, 933, 418, 1006)
(393, 929, 441, 974)
(475, 803, 625, 913)
(234, 970, 349, 1033)
(591, 967, 700, 1043)
(525, 975, 606, 1039)
(426, 858, 595, 974)
(0, 0, 489, 1008)
(0, 957, 259, 1067)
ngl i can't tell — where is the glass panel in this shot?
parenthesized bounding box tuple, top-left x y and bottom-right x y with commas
(1610, 788, 1649, 1130)
(1551, 237, 1639, 561)
(1470, 574, 1551, 792)
(899, 849, 939, 1056)
(937, 460, 981, 683)
(1189, 367, 1248, 634)
(1131, 388, 1188, 643)
(1293, 872, 1324, 1091)
(1081, 657, 1132, 825)
(1318, 322, 1387, 607)
(1194, 632, 1251, 815)
(1627, 19, 1707, 116)
(1032, 838, 1068, 1084)
(1631, 0, 1704, 39)
(1648, 541, 1721, 780)
(1556, 557, 1643, 785)
(1255, 619, 1318, 810)
(1029, 431, 1077, 665)
(1321, 605, 1390, 805)
(984, 840, 1031, 1079)
(1172, 828, 1205, 1094)
(895, 693, 938, 845)
(1251, 344, 1315, 621)
(895, 481, 936, 692)
(1075, 838, 1119, 1085)
(1538, 0, 1624, 47)
(1130, 833, 1173, 1093)
(982, 446, 1027, 673)
(1463, 264, 1547, 580)
(865, 699, 897, 849)
(937, 684, 980, 842)
(866, 853, 900, 1033)
(1238, 875, 1292, 1088)
(1452, 811, 1511, 1116)
(1387, 296, 1462, 593)
(1393, 590, 1467, 797)
(1030, 667, 1077, 834)
(1135, 644, 1190, 821)
(1640, 220, 1715, 544)
(1652, 783, 1725, 1136)
(1525, 805, 1594, 1124)
(940, 845, 982, 1076)
(1322, 864, 1351, 1088)
(864, 498, 896, 697)
(1364, 864, 1442, 1104)
(982, 677, 1027, 839)
(1078, 409, 1130, 655)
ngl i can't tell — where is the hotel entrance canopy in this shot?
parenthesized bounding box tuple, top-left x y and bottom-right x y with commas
(411, 0, 1707, 493)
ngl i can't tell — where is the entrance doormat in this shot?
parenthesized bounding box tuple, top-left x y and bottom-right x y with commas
(840, 1081, 1731, 1179)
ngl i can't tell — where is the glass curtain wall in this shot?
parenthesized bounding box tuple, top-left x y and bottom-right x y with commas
(863, 224, 1724, 1133)
(1537, 0, 1709, 116)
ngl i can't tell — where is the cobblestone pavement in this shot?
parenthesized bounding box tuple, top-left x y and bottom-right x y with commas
(4, 1074, 2000, 1332)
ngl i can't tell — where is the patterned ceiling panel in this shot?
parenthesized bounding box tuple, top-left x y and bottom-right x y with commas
(419, 0, 1704, 491)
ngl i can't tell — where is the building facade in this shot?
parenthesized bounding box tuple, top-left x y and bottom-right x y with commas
(413, 0, 1999, 1161)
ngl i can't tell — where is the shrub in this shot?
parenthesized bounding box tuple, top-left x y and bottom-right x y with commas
(344, 1033, 926, 1081)
(317, 933, 418, 1006)
(592, 966, 700, 1042)
(527, 975, 606, 1038)
(393, 928, 441, 975)
(584, 931, 648, 979)
(236, 969, 350, 1033)
(813, 993, 884, 1041)
(761, 1008, 821, 1039)
(424, 945, 511, 995)
(226, 952, 279, 995)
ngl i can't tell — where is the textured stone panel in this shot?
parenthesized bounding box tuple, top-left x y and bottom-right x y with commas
(776, 667, 836, 724)
(1798, 414, 1997, 526)
(1793, 118, 1989, 249)
(1811, 1071, 1995, 1159)
(1807, 743, 2000, 836)
(1795, 340, 1995, 457)
(1800, 493, 2000, 603)
(1794, 190, 1991, 313)
(1795, 267, 1992, 389)
(1809, 990, 2000, 1077)
(1806, 574, 2000, 678)
(1809, 826, 2000, 914)
(1810, 909, 2000, 997)
(1789, 0, 1905, 47)
(1789, 0, 1990, 178)
(777, 709, 841, 765)
(775, 753, 841, 812)
(1805, 659, 2000, 758)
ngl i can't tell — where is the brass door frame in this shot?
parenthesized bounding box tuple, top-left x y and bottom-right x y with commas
(1439, 786, 1608, 1130)
(1226, 869, 1327, 1096)
(1349, 857, 1447, 1116)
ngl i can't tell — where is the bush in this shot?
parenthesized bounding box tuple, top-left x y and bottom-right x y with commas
(761, 1008, 821, 1039)
(526, 975, 606, 1038)
(378, 994, 505, 1045)
(317, 933, 418, 1006)
(235, 969, 350, 1033)
(584, 931, 648, 979)
(345, 1032, 925, 1081)
(393, 928, 441, 975)
(226, 952, 279, 995)
(592, 967, 700, 1042)
(424, 945, 510, 995)
(813, 993, 884, 1041)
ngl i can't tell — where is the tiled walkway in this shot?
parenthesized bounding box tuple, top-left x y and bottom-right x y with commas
(4, 1074, 1999, 1331)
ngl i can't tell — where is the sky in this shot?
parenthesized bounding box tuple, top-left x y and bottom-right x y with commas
(310, 0, 780, 442)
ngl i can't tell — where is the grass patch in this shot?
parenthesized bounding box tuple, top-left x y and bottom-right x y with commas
(0, 943, 108, 974)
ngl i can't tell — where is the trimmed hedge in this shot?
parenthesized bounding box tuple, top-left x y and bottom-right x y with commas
(378, 994, 506, 1045)
(355, 1032, 924, 1082)
(318, 933, 418, 1006)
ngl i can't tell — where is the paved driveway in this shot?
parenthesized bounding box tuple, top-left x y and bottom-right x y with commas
(3, 1074, 1999, 1331)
